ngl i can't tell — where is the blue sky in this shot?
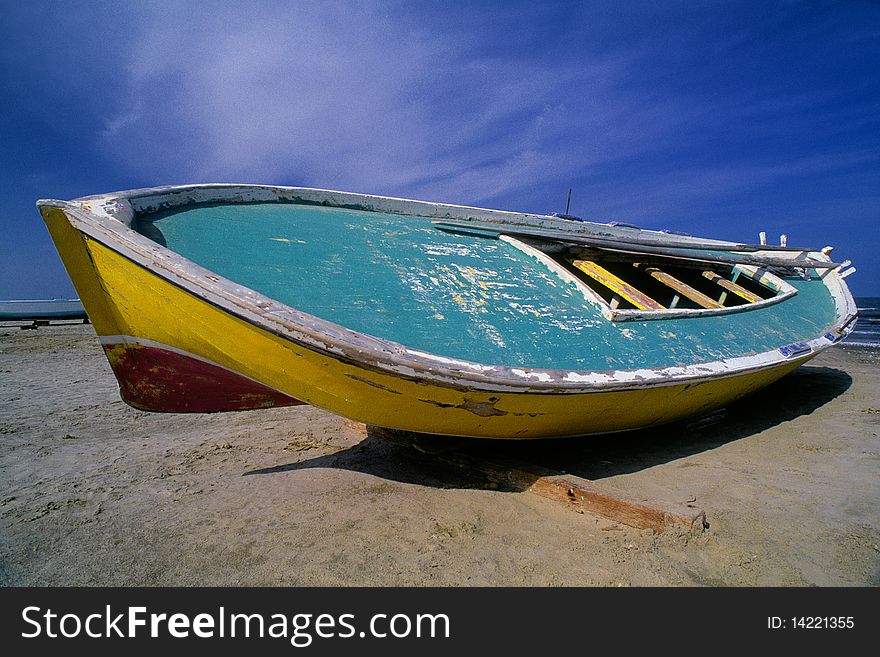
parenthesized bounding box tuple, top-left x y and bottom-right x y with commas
(1, 0, 878, 297)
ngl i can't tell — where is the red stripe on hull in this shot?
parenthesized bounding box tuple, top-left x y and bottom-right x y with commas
(102, 341, 304, 412)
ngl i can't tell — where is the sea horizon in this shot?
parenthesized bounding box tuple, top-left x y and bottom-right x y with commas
(844, 296, 880, 348)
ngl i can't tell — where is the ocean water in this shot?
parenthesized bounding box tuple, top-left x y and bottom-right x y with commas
(844, 297, 880, 347)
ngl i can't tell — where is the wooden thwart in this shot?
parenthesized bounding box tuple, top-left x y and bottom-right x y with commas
(702, 270, 762, 303)
(634, 263, 723, 309)
(571, 260, 664, 311)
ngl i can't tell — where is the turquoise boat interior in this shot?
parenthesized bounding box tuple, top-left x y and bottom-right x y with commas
(137, 202, 837, 372)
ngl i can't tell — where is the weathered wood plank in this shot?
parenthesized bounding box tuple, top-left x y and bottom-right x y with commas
(527, 473, 707, 534)
(365, 424, 707, 533)
(571, 260, 664, 310)
(702, 270, 762, 303)
(634, 263, 724, 309)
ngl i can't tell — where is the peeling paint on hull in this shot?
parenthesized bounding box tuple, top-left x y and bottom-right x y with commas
(102, 340, 303, 413)
(36, 184, 859, 439)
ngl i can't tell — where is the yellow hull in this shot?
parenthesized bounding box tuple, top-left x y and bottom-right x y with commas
(42, 205, 814, 439)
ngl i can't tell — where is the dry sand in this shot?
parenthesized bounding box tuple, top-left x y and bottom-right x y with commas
(1, 323, 878, 586)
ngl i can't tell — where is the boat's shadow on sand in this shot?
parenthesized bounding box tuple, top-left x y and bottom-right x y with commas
(244, 366, 852, 491)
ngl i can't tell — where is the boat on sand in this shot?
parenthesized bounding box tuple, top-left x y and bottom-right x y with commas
(37, 184, 858, 438)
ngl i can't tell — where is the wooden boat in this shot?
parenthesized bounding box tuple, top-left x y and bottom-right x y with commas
(0, 298, 86, 321)
(37, 184, 858, 438)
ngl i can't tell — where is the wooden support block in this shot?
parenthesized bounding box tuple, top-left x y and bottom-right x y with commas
(635, 264, 723, 309)
(702, 270, 762, 303)
(571, 260, 664, 310)
(369, 427, 707, 534)
(528, 473, 707, 534)
(465, 456, 705, 533)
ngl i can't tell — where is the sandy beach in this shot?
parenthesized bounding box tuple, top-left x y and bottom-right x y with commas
(1, 322, 877, 586)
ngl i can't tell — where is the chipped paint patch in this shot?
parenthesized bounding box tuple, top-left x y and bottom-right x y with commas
(418, 396, 508, 417)
(344, 373, 403, 394)
(404, 349, 497, 372)
(562, 371, 615, 384)
(269, 236, 305, 244)
(511, 369, 552, 382)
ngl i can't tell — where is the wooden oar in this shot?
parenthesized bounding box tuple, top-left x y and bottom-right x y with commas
(432, 221, 842, 270)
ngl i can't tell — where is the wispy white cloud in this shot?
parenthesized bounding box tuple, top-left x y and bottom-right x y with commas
(96, 2, 695, 203)
(84, 1, 880, 222)
(3, 0, 878, 296)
